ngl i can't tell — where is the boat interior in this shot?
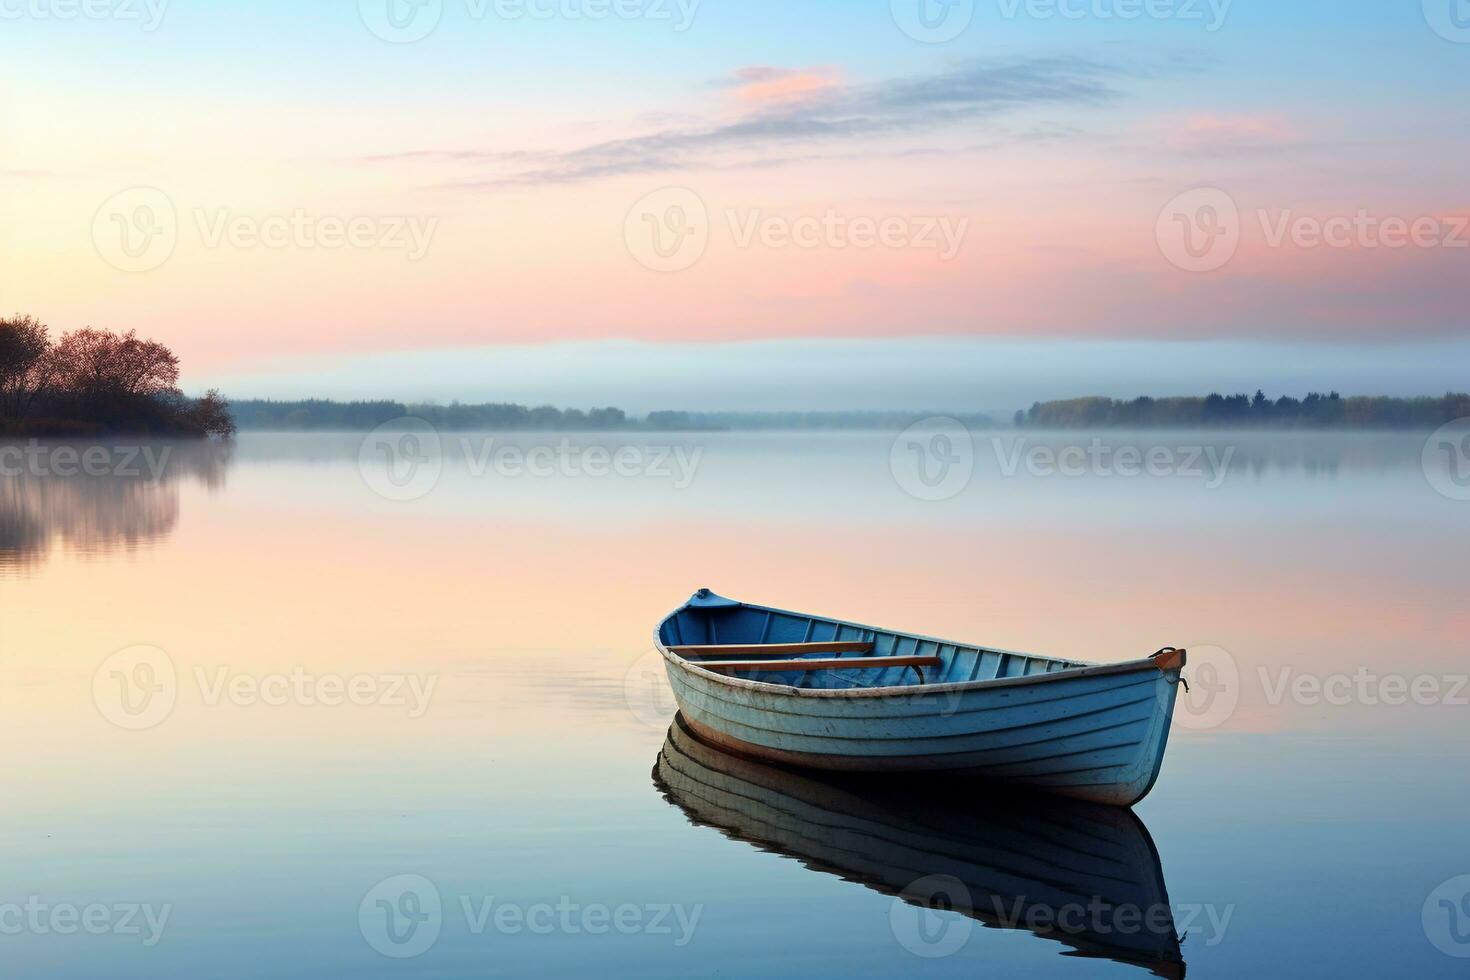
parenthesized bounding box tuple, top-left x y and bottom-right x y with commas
(661, 594, 1087, 690)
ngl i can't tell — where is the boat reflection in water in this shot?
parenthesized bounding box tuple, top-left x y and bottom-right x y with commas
(654, 713, 1185, 978)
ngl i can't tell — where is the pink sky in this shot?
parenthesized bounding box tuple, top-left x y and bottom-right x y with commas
(4, 3, 1467, 385)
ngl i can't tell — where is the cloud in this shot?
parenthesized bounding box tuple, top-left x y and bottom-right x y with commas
(1164, 113, 1300, 154)
(356, 55, 1134, 189)
(720, 65, 845, 106)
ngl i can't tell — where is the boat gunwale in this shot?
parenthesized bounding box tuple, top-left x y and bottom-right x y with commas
(655, 595, 1174, 701)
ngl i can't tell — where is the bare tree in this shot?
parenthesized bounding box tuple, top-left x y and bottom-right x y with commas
(48, 328, 180, 400)
(0, 315, 53, 419)
(189, 389, 237, 438)
(116, 331, 182, 397)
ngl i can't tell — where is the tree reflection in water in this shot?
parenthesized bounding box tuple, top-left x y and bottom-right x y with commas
(0, 440, 230, 573)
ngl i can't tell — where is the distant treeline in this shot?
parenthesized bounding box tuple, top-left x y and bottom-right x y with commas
(232, 400, 632, 431)
(231, 402, 996, 432)
(1019, 392, 1470, 429)
(646, 411, 996, 431)
(229, 393, 1469, 433)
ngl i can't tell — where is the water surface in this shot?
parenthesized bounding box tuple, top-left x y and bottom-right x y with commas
(1, 430, 1467, 977)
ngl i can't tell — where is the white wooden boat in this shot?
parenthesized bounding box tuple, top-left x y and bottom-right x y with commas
(654, 715, 1185, 977)
(656, 590, 1188, 806)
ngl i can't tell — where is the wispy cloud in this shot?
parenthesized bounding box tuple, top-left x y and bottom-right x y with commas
(355, 55, 1137, 189)
(1166, 112, 1299, 154)
(719, 65, 845, 106)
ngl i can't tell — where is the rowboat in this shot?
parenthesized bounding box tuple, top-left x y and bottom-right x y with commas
(655, 590, 1188, 806)
(654, 715, 1185, 977)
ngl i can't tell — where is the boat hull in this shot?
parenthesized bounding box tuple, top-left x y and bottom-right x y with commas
(657, 594, 1185, 806)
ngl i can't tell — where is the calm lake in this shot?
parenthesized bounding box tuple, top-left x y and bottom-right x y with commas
(2, 429, 1467, 978)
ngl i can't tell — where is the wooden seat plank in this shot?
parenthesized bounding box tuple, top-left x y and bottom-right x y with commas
(697, 655, 940, 673)
(671, 641, 873, 658)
